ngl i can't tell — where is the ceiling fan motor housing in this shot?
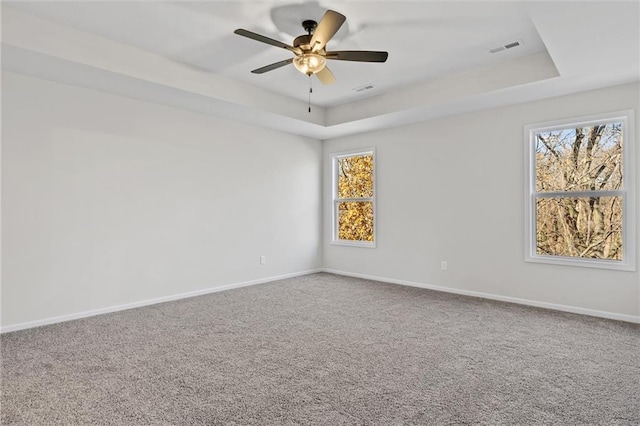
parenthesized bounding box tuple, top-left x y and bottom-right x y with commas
(293, 34, 312, 50)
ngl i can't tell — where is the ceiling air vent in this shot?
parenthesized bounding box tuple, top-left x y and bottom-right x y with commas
(489, 41, 521, 54)
(353, 84, 375, 93)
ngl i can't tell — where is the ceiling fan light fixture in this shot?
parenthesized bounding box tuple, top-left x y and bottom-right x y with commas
(293, 53, 326, 75)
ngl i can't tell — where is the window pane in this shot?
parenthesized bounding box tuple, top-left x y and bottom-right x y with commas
(337, 154, 374, 198)
(338, 201, 374, 242)
(536, 196, 622, 260)
(535, 123, 623, 192)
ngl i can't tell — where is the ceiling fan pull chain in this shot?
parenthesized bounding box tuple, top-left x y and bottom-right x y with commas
(308, 75, 313, 113)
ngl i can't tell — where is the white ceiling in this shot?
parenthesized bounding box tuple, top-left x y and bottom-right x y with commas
(2, 1, 639, 139)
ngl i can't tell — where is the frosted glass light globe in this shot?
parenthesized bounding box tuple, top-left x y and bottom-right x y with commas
(293, 53, 326, 75)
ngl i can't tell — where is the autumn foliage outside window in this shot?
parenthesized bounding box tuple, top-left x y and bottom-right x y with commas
(333, 151, 375, 245)
(526, 111, 635, 270)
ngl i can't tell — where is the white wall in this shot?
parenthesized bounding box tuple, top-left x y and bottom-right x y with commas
(323, 82, 640, 320)
(2, 71, 322, 329)
(3, 71, 638, 330)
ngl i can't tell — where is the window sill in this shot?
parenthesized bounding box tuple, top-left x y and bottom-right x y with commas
(331, 240, 376, 249)
(525, 254, 636, 271)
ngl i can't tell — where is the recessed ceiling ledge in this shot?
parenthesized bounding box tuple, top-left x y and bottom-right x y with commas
(326, 51, 560, 127)
(1, 7, 327, 127)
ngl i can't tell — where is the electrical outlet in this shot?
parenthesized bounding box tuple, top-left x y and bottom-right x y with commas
(260, 256, 266, 265)
(441, 261, 448, 271)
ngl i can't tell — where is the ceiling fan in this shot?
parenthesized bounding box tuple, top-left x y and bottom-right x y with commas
(234, 10, 388, 85)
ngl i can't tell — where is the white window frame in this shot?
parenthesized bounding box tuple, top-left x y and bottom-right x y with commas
(331, 149, 376, 248)
(524, 110, 636, 271)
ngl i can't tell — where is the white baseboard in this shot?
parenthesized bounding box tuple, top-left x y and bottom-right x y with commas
(4, 268, 637, 333)
(0, 269, 322, 334)
(322, 268, 640, 324)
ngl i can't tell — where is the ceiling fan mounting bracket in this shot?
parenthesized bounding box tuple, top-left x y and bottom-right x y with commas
(301, 20, 317, 35)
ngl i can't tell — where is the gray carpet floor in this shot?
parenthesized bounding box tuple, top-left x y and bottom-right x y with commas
(2, 273, 639, 425)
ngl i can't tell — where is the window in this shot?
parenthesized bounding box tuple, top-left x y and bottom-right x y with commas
(524, 110, 636, 270)
(332, 150, 375, 247)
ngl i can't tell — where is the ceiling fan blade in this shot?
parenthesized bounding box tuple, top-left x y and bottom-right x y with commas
(326, 50, 389, 62)
(316, 66, 336, 85)
(310, 10, 346, 52)
(234, 29, 301, 54)
(251, 58, 294, 74)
